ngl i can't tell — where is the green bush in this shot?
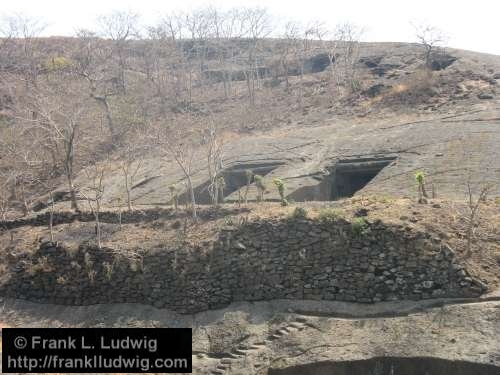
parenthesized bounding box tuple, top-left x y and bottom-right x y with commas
(273, 177, 288, 206)
(415, 171, 425, 184)
(291, 206, 308, 219)
(415, 170, 428, 201)
(351, 217, 369, 237)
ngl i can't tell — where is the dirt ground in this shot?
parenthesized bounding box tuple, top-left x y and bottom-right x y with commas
(1, 292, 500, 374)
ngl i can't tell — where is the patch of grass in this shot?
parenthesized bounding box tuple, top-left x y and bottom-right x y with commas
(318, 208, 342, 224)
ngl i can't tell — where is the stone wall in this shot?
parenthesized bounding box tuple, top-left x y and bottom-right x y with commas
(0, 218, 486, 313)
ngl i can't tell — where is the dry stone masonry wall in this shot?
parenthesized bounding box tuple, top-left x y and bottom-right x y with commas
(1, 218, 486, 313)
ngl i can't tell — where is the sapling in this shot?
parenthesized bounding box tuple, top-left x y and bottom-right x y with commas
(273, 178, 288, 206)
(169, 184, 179, 212)
(415, 171, 428, 203)
(217, 176, 226, 203)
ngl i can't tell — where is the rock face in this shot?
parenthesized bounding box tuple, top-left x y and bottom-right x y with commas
(1, 217, 485, 314)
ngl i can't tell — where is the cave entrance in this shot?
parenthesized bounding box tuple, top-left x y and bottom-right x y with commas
(221, 162, 283, 200)
(330, 157, 396, 199)
(181, 161, 283, 204)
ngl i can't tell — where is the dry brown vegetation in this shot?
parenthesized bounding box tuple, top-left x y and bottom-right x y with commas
(0, 9, 462, 221)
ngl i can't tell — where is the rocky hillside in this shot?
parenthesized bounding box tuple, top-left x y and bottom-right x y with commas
(0, 31, 500, 216)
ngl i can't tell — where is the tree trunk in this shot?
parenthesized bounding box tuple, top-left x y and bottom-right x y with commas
(95, 205, 101, 249)
(66, 173, 79, 211)
(186, 175, 197, 219)
(49, 191, 54, 242)
(125, 174, 132, 211)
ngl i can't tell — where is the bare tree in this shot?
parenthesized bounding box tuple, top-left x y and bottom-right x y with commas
(278, 21, 300, 91)
(464, 182, 492, 257)
(80, 163, 108, 249)
(97, 10, 140, 92)
(157, 124, 198, 219)
(24, 82, 88, 212)
(412, 22, 446, 70)
(334, 22, 362, 92)
(0, 172, 12, 220)
(241, 7, 273, 105)
(0, 14, 46, 87)
(74, 29, 119, 141)
(119, 145, 143, 211)
(204, 118, 224, 205)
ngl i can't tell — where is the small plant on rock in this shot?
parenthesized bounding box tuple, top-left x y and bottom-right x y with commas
(415, 171, 428, 203)
(318, 208, 341, 224)
(273, 178, 288, 206)
(290, 206, 308, 219)
(351, 217, 369, 237)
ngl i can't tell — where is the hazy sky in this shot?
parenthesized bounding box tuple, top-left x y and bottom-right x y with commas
(3, 0, 499, 55)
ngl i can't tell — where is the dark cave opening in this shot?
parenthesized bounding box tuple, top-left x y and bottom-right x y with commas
(284, 156, 397, 202)
(330, 157, 396, 199)
(221, 162, 283, 199)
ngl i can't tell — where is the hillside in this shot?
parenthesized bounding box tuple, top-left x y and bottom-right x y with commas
(1, 25, 500, 375)
(1, 37, 499, 212)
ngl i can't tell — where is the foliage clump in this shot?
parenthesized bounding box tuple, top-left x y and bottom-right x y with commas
(45, 56, 74, 72)
(273, 177, 288, 206)
(290, 206, 308, 219)
(318, 208, 341, 224)
(415, 170, 429, 202)
(351, 217, 369, 237)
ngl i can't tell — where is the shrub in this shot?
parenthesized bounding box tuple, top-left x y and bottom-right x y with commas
(291, 206, 308, 219)
(415, 170, 428, 201)
(318, 208, 341, 224)
(415, 171, 425, 184)
(351, 217, 369, 237)
(45, 56, 73, 72)
(273, 178, 288, 206)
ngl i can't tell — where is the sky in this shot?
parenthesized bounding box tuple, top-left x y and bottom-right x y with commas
(2, 0, 499, 55)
